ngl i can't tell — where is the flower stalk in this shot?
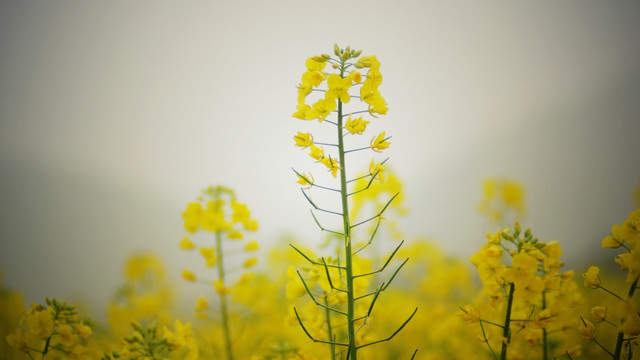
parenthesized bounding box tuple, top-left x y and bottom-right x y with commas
(500, 282, 515, 360)
(216, 229, 234, 360)
(291, 44, 415, 359)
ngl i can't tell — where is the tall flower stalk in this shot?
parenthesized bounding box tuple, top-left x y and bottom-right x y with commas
(180, 185, 260, 360)
(291, 44, 416, 360)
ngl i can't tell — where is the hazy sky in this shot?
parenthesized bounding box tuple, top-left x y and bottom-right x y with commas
(1, 1, 639, 314)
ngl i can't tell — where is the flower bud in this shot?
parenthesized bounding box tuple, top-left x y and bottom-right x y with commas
(334, 44, 341, 57)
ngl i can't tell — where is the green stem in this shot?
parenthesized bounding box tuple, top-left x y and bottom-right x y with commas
(337, 61, 357, 360)
(613, 276, 639, 360)
(500, 283, 515, 360)
(42, 306, 61, 357)
(324, 296, 337, 360)
(216, 230, 234, 360)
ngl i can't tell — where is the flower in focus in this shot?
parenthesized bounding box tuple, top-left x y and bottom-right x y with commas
(370, 132, 390, 152)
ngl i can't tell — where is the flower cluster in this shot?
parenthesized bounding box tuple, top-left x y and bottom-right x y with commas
(580, 209, 640, 359)
(477, 178, 526, 224)
(463, 223, 582, 359)
(107, 254, 174, 338)
(6, 298, 92, 359)
(292, 45, 389, 184)
(180, 185, 259, 299)
(101, 320, 198, 360)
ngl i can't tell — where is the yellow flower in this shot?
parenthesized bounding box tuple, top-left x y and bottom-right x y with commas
(179, 236, 195, 250)
(591, 306, 607, 323)
(301, 70, 326, 87)
(25, 308, 54, 339)
(6, 330, 29, 353)
(577, 318, 597, 339)
(615, 249, 640, 282)
(619, 313, 640, 335)
(182, 269, 196, 282)
(582, 266, 601, 288)
(308, 145, 324, 161)
(347, 70, 362, 83)
(56, 324, 78, 348)
(182, 202, 203, 233)
(285, 266, 307, 299)
(365, 91, 388, 115)
(75, 323, 92, 339)
(370, 132, 390, 152)
(501, 181, 524, 209)
(305, 57, 326, 71)
(602, 224, 627, 248)
(199, 247, 217, 267)
(228, 229, 244, 240)
(213, 280, 231, 295)
(244, 240, 259, 252)
(624, 209, 640, 245)
(503, 252, 538, 286)
(325, 74, 352, 103)
(308, 98, 336, 122)
(522, 327, 543, 346)
(320, 156, 340, 178)
(535, 308, 554, 328)
(200, 208, 227, 232)
(292, 103, 311, 120)
(296, 172, 314, 189)
(293, 132, 314, 148)
(243, 257, 258, 268)
(369, 159, 385, 184)
(194, 296, 208, 312)
(458, 305, 480, 324)
(344, 114, 369, 135)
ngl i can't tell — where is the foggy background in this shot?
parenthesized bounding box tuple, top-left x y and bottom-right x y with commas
(1, 1, 639, 316)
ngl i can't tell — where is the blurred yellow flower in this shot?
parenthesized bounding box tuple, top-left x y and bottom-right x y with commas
(582, 266, 601, 289)
(243, 257, 258, 269)
(244, 240, 259, 252)
(180, 236, 195, 250)
(182, 269, 196, 282)
(213, 280, 231, 296)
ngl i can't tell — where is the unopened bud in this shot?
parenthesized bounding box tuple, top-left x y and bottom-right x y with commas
(311, 56, 325, 62)
(501, 231, 514, 241)
(334, 44, 341, 57)
(352, 49, 362, 57)
(321, 54, 331, 60)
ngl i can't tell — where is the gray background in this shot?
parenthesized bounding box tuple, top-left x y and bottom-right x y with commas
(1, 1, 639, 315)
